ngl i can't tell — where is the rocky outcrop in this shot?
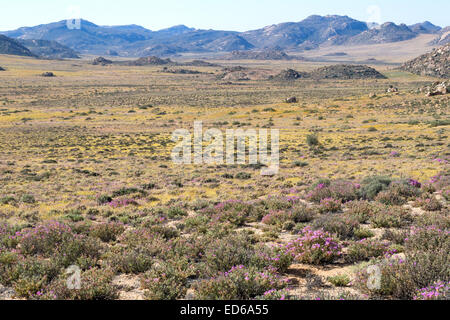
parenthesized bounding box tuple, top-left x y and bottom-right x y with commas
(423, 81, 449, 96)
(400, 43, 450, 78)
(92, 57, 113, 66)
(270, 69, 308, 80)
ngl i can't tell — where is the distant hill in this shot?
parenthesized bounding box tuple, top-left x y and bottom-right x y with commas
(309, 64, 387, 79)
(0, 35, 35, 57)
(400, 43, 450, 78)
(17, 39, 79, 59)
(346, 22, 417, 44)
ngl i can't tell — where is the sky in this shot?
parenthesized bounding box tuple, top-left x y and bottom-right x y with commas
(1, 0, 449, 32)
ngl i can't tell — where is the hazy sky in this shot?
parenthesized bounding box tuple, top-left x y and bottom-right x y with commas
(1, 0, 449, 31)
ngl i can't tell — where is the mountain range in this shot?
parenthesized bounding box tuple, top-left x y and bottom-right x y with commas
(0, 15, 448, 58)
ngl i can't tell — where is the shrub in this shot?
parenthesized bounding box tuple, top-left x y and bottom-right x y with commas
(327, 274, 351, 287)
(166, 206, 188, 219)
(307, 180, 359, 203)
(353, 228, 375, 240)
(284, 227, 342, 265)
(261, 211, 290, 226)
(346, 200, 380, 223)
(318, 198, 342, 213)
(251, 245, 294, 273)
(306, 134, 320, 147)
(16, 221, 75, 256)
(0, 255, 60, 298)
(37, 268, 119, 300)
(204, 233, 254, 273)
(355, 226, 449, 299)
(346, 239, 390, 263)
(21, 194, 36, 204)
(290, 204, 316, 223)
(195, 266, 288, 300)
(90, 222, 125, 242)
(141, 260, 193, 300)
(413, 196, 443, 212)
(106, 246, 154, 274)
(375, 181, 421, 206)
(205, 201, 256, 226)
(313, 215, 360, 240)
(359, 176, 392, 200)
(370, 206, 413, 228)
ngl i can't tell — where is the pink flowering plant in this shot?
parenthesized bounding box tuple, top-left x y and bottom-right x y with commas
(284, 226, 342, 265)
(414, 281, 449, 300)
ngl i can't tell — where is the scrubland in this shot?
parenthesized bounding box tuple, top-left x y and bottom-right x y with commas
(0, 54, 448, 300)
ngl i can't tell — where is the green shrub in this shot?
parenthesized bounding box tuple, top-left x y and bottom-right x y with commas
(360, 176, 392, 200)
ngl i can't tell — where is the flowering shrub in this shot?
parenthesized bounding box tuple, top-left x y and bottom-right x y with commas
(307, 180, 359, 203)
(318, 198, 342, 213)
(414, 281, 449, 300)
(195, 265, 288, 300)
(141, 260, 194, 300)
(413, 196, 443, 212)
(16, 221, 74, 256)
(256, 289, 291, 300)
(261, 211, 290, 226)
(284, 227, 342, 265)
(251, 244, 293, 273)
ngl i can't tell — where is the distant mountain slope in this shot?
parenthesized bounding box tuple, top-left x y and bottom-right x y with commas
(346, 22, 417, 44)
(2, 20, 154, 55)
(0, 35, 35, 56)
(400, 43, 450, 78)
(409, 21, 441, 34)
(225, 50, 300, 60)
(0, 15, 441, 57)
(17, 39, 80, 59)
(241, 15, 369, 49)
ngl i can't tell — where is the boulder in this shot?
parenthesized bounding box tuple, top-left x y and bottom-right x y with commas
(41, 72, 55, 77)
(387, 85, 399, 93)
(425, 81, 449, 96)
(286, 97, 297, 103)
